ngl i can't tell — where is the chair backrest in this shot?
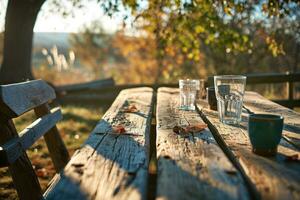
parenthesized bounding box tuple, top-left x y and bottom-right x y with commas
(0, 80, 70, 200)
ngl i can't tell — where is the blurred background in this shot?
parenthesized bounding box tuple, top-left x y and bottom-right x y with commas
(0, 0, 299, 86)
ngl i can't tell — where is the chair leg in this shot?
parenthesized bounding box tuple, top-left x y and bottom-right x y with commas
(0, 119, 43, 200)
(34, 104, 70, 172)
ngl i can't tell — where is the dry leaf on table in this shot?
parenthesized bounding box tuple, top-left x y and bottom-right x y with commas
(173, 125, 187, 135)
(112, 125, 126, 134)
(284, 154, 299, 162)
(173, 123, 207, 135)
(186, 124, 207, 133)
(36, 168, 48, 178)
(123, 105, 138, 113)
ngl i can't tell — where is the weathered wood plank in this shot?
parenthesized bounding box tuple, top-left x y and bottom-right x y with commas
(0, 107, 62, 167)
(243, 92, 300, 149)
(197, 93, 300, 200)
(156, 87, 250, 200)
(45, 87, 154, 200)
(0, 118, 43, 200)
(0, 80, 55, 118)
(34, 104, 70, 172)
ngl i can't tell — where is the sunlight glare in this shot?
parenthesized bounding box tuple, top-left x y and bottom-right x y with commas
(34, 1, 123, 33)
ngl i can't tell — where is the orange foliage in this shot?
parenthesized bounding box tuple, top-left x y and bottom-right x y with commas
(111, 31, 207, 84)
(112, 32, 158, 84)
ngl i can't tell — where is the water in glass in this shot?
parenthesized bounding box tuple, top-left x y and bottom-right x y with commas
(217, 93, 243, 124)
(179, 79, 197, 111)
(214, 75, 246, 125)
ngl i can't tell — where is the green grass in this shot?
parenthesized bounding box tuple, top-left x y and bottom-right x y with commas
(0, 105, 104, 200)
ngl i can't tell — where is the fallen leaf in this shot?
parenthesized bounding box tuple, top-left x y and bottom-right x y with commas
(173, 123, 207, 135)
(123, 105, 138, 113)
(173, 125, 182, 134)
(186, 124, 207, 133)
(284, 154, 299, 162)
(112, 125, 126, 134)
(36, 168, 48, 178)
(173, 125, 188, 135)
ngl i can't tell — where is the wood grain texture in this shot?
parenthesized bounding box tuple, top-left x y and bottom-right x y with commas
(0, 118, 43, 200)
(156, 87, 250, 200)
(34, 104, 70, 172)
(197, 93, 300, 200)
(0, 107, 62, 166)
(243, 92, 300, 149)
(0, 79, 56, 118)
(45, 87, 154, 200)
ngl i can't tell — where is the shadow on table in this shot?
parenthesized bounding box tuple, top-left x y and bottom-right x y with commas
(156, 156, 249, 200)
(46, 92, 156, 199)
(46, 116, 251, 200)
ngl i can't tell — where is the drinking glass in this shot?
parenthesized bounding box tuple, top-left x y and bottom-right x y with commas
(214, 75, 246, 125)
(179, 79, 198, 111)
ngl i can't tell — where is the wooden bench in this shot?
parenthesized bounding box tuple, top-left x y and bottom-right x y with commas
(35, 87, 299, 200)
(0, 80, 70, 200)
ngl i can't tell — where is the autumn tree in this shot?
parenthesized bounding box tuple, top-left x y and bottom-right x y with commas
(0, 0, 45, 84)
(70, 21, 126, 80)
(0, 0, 299, 84)
(101, 0, 299, 82)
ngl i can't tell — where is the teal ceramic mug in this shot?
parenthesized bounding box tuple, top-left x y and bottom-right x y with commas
(248, 114, 284, 156)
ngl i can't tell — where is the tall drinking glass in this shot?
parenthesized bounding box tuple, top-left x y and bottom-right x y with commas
(179, 79, 198, 111)
(214, 75, 246, 125)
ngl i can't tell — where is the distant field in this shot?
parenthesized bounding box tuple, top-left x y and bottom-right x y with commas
(0, 104, 104, 200)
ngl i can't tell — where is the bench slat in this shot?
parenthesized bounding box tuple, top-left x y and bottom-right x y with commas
(45, 87, 153, 200)
(198, 92, 300, 199)
(0, 108, 62, 166)
(0, 79, 56, 118)
(156, 88, 250, 200)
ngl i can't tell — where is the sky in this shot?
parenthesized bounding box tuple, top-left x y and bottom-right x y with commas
(0, 0, 127, 33)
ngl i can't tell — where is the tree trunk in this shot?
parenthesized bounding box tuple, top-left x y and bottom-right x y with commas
(0, 0, 45, 84)
(293, 43, 299, 73)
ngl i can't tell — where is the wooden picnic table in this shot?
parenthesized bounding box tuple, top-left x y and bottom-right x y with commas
(45, 87, 300, 200)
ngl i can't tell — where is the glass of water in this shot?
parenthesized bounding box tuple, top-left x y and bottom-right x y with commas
(214, 75, 246, 125)
(179, 79, 198, 111)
